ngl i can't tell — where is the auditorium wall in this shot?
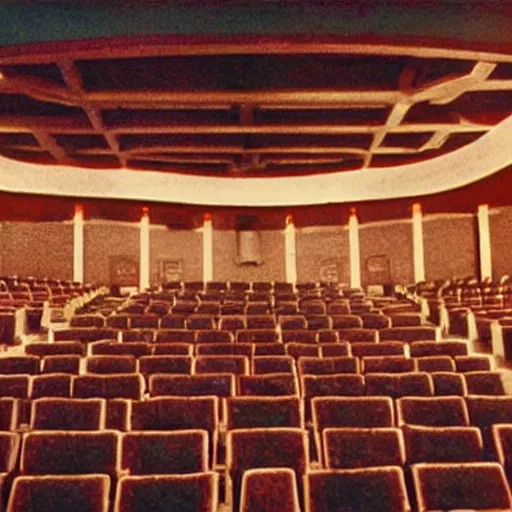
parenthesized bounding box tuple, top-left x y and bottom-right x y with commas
(84, 221, 139, 285)
(490, 206, 512, 279)
(212, 230, 285, 281)
(0, 221, 73, 280)
(359, 220, 414, 285)
(150, 226, 203, 284)
(295, 227, 350, 284)
(423, 214, 478, 281)
(0, 209, 510, 285)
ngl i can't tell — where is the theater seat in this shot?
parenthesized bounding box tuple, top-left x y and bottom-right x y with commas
(130, 396, 218, 468)
(492, 424, 512, 485)
(41, 355, 80, 374)
(350, 342, 405, 357)
(252, 356, 296, 375)
(31, 398, 105, 430)
(362, 356, 414, 374)
(86, 356, 138, 375)
(73, 374, 144, 400)
(7, 474, 110, 512)
(0, 398, 18, 431)
(121, 430, 208, 474)
(139, 356, 192, 377)
(240, 468, 300, 512)
(227, 396, 303, 429)
(323, 427, 405, 469)
(194, 356, 249, 376)
(409, 340, 468, 357)
(149, 374, 235, 400)
(152, 343, 192, 355)
(114, 473, 218, 512)
(25, 342, 85, 357)
(397, 396, 469, 427)
(431, 371, 467, 396)
(305, 467, 410, 512)
(412, 462, 512, 511)
(464, 371, 506, 395)
(298, 357, 359, 375)
(403, 425, 483, 463)
(0, 431, 20, 474)
(0, 356, 39, 375)
(414, 356, 455, 373)
(238, 374, 298, 397)
(21, 430, 119, 479)
(91, 341, 151, 358)
(366, 372, 434, 398)
(455, 355, 493, 372)
(226, 428, 308, 512)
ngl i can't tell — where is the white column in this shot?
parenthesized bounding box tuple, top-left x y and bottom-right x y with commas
(139, 207, 150, 291)
(284, 215, 297, 284)
(412, 203, 425, 283)
(478, 204, 492, 281)
(73, 204, 84, 283)
(349, 209, 361, 289)
(203, 213, 213, 283)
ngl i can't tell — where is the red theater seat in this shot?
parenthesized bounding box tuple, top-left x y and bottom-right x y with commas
(380, 326, 437, 342)
(0, 375, 30, 398)
(252, 343, 286, 356)
(194, 356, 249, 376)
(139, 355, 192, 377)
(227, 396, 303, 429)
(70, 314, 106, 328)
(409, 340, 468, 357)
(281, 330, 317, 344)
(226, 427, 308, 512)
(362, 356, 415, 374)
(31, 374, 72, 398)
(455, 355, 493, 372)
(130, 396, 218, 467)
(114, 473, 218, 512)
(86, 355, 138, 375)
(350, 342, 404, 357)
(403, 425, 483, 463)
(0, 356, 39, 375)
(149, 374, 235, 400)
(365, 372, 434, 398)
(414, 356, 455, 372)
(252, 356, 295, 375)
(397, 396, 469, 427)
(152, 343, 192, 355)
(7, 475, 110, 512)
(240, 468, 300, 512)
(236, 330, 279, 344)
(246, 315, 276, 330)
(73, 374, 144, 400)
(90, 341, 151, 357)
(0, 399, 18, 431)
(330, 315, 362, 329)
(196, 343, 252, 357)
(155, 329, 195, 343)
(238, 374, 298, 396)
(41, 355, 80, 374)
(431, 371, 467, 396)
(25, 342, 85, 357)
(31, 398, 105, 430)
(412, 462, 512, 511)
(464, 371, 506, 395)
(195, 330, 234, 344)
(21, 430, 119, 479)
(305, 467, 410, 512)
(318, 343, 350, 357)
(121, 430, 208, 475)
(298, 357, 359, 375)
(285, 343, 320, 359)
(323, 427, 405, 469)
(160, 314, 187, 329)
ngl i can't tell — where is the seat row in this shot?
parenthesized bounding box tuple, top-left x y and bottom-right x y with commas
(2, 426, 512, 511)
(69, 311, 428, 331)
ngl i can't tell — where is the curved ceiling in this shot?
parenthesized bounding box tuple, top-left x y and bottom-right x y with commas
(0, 2, 510, 206)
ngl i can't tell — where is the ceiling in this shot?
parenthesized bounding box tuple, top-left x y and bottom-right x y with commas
(0, 1, 510, 210)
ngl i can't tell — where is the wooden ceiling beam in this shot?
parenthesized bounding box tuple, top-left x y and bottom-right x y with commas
(31, 130, 72, 163)
(57, 59, 126, 167)
(1, 40, 512, 66)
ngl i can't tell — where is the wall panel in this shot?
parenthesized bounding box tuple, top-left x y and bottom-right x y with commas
(0, 221, 73, 280)
(84, 221, 139, 285)
(296, 227, 350, 284)
(213, 230, 285, 282)
(359, 221, 414, 286)
(423, 215, 478, 281)
(150, 226, 203, 283)
(490, 206, 512, 280)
